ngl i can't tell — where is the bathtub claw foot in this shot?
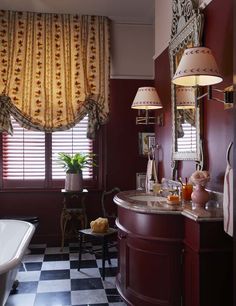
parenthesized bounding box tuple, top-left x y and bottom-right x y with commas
(12, 280, 19, 291)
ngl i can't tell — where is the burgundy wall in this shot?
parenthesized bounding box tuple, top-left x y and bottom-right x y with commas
(155, 0, 233, 192)
(106, 79, 154, 191)
(154, 49, 174, 180)
(0, 190, 102, 245)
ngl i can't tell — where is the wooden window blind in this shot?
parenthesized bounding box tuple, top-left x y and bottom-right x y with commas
(1, 115, 95, 188)
(2, 118, 45, 181)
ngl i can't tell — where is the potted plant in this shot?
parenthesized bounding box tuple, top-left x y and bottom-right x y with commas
(57, 152, 96, 191)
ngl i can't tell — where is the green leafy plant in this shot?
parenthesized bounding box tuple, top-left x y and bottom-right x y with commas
(57, 152, 96, 173)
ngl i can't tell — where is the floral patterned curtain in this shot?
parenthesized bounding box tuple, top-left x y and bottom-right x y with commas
(0, 10, 110, 139)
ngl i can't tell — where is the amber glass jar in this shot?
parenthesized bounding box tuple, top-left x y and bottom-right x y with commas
(182, 184, 193, 201)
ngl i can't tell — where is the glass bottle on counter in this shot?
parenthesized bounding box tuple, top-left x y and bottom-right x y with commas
(149, 173, 155, 191)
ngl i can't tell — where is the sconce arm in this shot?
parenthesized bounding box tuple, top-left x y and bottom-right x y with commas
(196, 85, 234, 106)
(136, 110, 163, 126)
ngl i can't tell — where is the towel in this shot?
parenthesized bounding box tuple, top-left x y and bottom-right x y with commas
(223, 143, 233, 237)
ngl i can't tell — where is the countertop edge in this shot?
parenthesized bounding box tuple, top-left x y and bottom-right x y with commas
(114, 191, 224, 222)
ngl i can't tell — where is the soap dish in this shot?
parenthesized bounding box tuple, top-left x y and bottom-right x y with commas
(166, 194, 181, 205)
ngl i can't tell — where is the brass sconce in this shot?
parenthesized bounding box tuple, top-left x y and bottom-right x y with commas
(172, 46, 234, 106)
(131, 87, 163, 125)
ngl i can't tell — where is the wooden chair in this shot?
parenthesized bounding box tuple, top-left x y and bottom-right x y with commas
(77, 187, 120, 280)
(101, 187, 120, 228)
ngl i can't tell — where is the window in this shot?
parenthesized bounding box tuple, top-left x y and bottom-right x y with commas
(2, 122, 45, 180)
(0, 116, 98, 189)
(177, 121, 196, 152)
(51, 120, 93, 180)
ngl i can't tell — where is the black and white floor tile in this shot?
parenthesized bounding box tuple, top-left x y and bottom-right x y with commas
(6, 243, 127, 306)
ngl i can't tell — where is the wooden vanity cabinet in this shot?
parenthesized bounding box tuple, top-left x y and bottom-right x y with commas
(116, 206, 233, 306)
(183, 217, 233, 306)
(116, 206, 184, 306)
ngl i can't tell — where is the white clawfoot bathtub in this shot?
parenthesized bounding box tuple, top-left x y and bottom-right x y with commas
(0, 219, 35, 306)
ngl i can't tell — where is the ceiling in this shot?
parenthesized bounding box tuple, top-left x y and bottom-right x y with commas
(0, 0, 155, 23)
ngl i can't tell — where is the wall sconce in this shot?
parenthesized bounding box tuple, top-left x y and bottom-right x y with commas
(131, 87, 163, 125)
(172, 46, 234, 106)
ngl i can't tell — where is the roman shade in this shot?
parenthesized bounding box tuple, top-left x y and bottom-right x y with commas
(0, 10, 110, 139)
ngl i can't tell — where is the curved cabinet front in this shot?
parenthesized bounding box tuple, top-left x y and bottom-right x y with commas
(114, 191, 233, 306)
(116, 206, 184, 306)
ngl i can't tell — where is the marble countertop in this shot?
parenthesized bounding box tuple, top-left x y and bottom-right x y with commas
(114, 190, 223, 222)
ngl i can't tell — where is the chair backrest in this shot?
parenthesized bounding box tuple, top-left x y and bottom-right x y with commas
(101, 187, 120, 227)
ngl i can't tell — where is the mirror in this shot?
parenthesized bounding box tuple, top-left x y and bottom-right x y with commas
(169, 1, 204, 178)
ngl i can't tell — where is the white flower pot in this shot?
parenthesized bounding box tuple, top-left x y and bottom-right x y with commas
(65, 172, 83, 191)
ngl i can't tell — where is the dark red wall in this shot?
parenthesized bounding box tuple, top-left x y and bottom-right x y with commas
(154, 48, 174, 180)
(155, 0, 233, 192)
(0, 190, 103, 245)
(106, 79, 154, 190)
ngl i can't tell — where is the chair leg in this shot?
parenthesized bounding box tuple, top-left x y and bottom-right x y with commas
(78, 232, 83, 271)
(102, 237, 106, 280)
(105, 240, 111, 265)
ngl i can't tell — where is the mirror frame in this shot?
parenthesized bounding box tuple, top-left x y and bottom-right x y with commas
(169, 8, 204, 164)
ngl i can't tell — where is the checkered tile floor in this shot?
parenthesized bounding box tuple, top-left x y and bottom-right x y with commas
(6, 243, 127, 306)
